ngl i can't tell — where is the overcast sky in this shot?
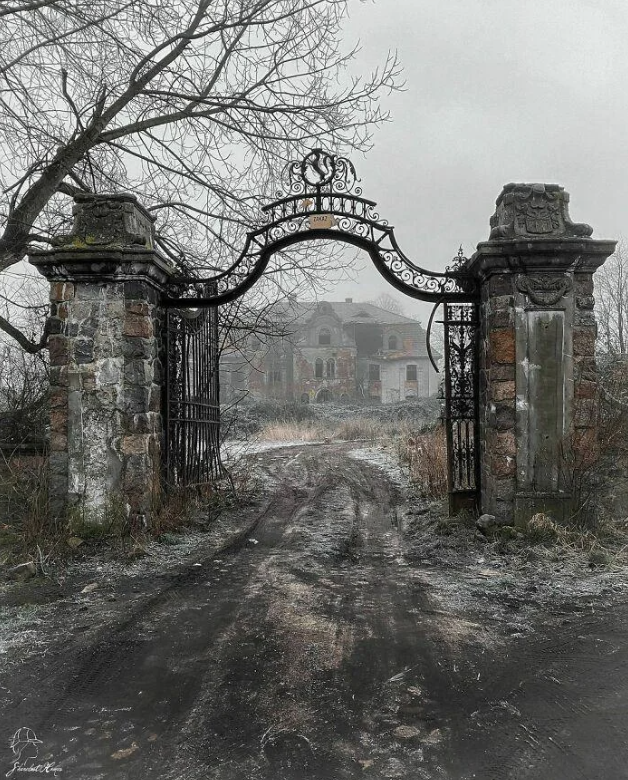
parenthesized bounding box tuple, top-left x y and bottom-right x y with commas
(325, 0, 627, 322)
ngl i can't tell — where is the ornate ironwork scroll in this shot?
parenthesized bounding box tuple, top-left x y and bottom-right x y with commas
(443, 302, 480, 513)
(165, 286, 224, 486)
(166, 148, 478, 306)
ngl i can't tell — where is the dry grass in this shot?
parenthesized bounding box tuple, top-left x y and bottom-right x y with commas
(260, 421, 329, 442)
(259, 411, 449, 499)
(0, 451, 53, 563)
(259, 417, 399, 443)
(399, 426, 448, 498)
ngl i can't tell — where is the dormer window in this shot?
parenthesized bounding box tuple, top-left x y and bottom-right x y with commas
(388, 335, 398, 350)
(318, 328, 331, 346)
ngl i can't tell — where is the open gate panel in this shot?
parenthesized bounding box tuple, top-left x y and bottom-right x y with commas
(443, 302, 480, 514)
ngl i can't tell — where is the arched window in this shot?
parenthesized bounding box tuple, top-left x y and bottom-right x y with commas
(318, 328, 331, 346)
(326, 358, 335, 379)
(315, 357, 324, 378)
(388, 335, 398, 351)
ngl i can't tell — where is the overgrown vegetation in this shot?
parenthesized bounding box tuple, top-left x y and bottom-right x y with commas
(0, 452, 260, 570)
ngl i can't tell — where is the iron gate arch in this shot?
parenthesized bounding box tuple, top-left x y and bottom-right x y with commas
(164, 149, 480, 511)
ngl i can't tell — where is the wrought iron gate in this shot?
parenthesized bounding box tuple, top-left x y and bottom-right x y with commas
(164, 301, 223, 486)
(443, 302, 480, 513)
(163, 148, 481, 508)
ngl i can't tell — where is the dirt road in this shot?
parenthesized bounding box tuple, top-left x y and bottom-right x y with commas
(1, 442, 628, 779)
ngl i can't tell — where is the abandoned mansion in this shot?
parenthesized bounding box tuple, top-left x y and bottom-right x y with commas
(220, 298, 440, 404)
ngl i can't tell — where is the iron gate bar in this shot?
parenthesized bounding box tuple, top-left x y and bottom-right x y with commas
(164, 283, 224, 487)
(443, 302, 480, 514)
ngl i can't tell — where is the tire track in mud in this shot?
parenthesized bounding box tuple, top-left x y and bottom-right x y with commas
(0, 447, 329, 774)
(3, 443, 628, 779)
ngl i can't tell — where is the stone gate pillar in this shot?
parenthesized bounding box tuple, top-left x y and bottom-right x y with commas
(467, 184, 615, 523)
(29, 194, 175, 526)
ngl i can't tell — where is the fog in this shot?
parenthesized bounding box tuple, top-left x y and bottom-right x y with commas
(323, 0, 628, 323)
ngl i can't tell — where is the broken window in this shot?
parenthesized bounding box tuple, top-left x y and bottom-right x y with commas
(369, 363, 380, 381)
(318, 328, 331, 345)
(388, 335, 398, 350)
(326, 358, 335, 379)
(315, 357, 324, 378)
(406, 364, 418, 381)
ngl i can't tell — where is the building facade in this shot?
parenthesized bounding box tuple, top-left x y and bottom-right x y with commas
(220, 299, 439, 404)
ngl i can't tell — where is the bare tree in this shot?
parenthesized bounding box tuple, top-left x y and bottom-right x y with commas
(0, 0, 401, 351)
(369, 291, 406, 316)
(595, 238, 628, 357)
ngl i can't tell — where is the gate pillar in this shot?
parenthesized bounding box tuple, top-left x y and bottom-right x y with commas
(467, 184, 615, 523)
(30, 194, 175, 526)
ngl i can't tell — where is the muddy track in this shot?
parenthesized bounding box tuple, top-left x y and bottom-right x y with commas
(1, 443, 628, 779)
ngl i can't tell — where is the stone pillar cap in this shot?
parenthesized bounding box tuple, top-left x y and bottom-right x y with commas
(52, 193, 156, 250)
(488, 182, 593, 241)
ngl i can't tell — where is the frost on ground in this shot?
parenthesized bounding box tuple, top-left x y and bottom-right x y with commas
(348, 445, 407, 486)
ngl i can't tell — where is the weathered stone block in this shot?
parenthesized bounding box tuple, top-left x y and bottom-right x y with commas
(95, 358, 123, 387)
(128, 412, 160, 434)
(81, 369, 96, 392)
(489, 276, 514, 296)
(489, 295, 513, 312)
(574, 356, 597, 382)
(573, 327, 596, 356)
(48, 335, 70, 365)
(49, 432, 68, 451)
(493, 430, 516, 459)
(494, 401, 515, 430)
(123, 315, 153, 339)
(574, 398, 598, 427)
(50, 281, 74, 301)
(74, 285, 105, 301)
(78, 317, 99, 338)
(574, 276, 594, 296)
(149, 384, 161, 412)
(126, 302, 150, 316)
(490, 364, 516, 382)
(576, 295, 595, 310)
(122, 338, 155, 360)
(491, 381, 515, 402)
(50, 408, 67, 433)
(491, 453, 515, 477)
(49, 366, 69, 387)
(74, 338, 94, 364)
(124, 359, 151, 386)
(575, 380, 597, 399)
(489, 329, 515, 364)
(121, 435, 150, 455)
(49, 387, 68, 409)
(125, 385, 151, 412)
(46, 317, 64, 336)
(574, 310, 596, 327)
(123, 281, 160, 304)
(488, 309, 513, 328)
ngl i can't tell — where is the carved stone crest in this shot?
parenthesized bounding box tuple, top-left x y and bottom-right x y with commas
(489, 183, 593, 240)
(53, 193, 155, 249)
(516, 274, 573, 306)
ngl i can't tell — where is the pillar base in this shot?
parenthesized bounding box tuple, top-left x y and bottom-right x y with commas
(514, 492, 575, 527)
